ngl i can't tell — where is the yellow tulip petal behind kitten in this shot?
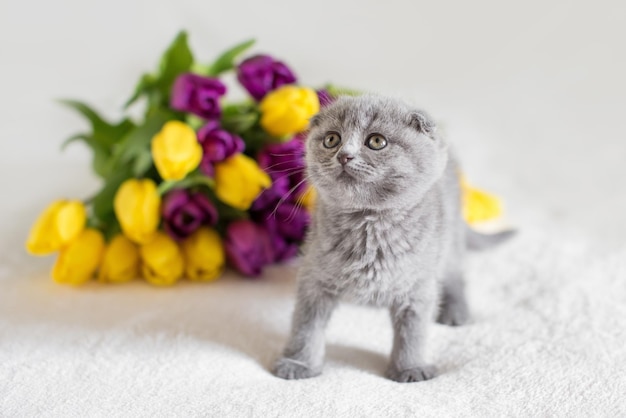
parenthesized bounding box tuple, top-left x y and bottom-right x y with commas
(214, 154, 272, 210)
(260, 85, 320, 137)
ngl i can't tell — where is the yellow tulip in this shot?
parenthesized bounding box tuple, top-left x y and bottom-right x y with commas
(214, 153, 272, 210)
(461, 177, 503, 224)
(260, 85, 320, 137)
(297, 185, 317, 212)
(52, 228, 104, 285)
(98, 234, 141, 283)
(181, 227, 225, 282)
(139, 231, 184, 286)
(114, 178, 161, 244)
(151, 121, 203, 181)
(26, 200, 87, 255)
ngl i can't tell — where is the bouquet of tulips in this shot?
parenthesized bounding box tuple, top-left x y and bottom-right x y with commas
(25, 31, 333, 286)
(25, 31, 504, 287)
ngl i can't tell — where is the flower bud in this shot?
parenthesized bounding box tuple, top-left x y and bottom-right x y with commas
(181, 227, 224, 282)
(214, 154, 271, 210)
(151, 121, 203, 181)
(237, 55, 297, 101)
(260, 85, 320, 137)
(114, 179, 161, 244)
(139, 231, 184, 286)
(26, 200, 86, 255)
(224, 220, 274, 277)
(52, 228, 104, 285)
(98, 234, 141, 283)
(170, 73, 226, 119)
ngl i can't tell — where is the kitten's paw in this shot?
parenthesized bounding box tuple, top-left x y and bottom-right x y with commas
(436, 298, 469, 326)
(386, 364, 436, 383)
(273, 357, 321, 380)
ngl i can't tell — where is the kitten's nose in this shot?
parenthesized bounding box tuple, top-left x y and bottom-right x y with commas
(337, 153, 354, 165)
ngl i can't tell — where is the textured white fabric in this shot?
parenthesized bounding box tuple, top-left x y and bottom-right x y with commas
(1, 229, 625, 416)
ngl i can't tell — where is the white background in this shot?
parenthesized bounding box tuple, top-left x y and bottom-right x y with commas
(1, 0, 625, 262)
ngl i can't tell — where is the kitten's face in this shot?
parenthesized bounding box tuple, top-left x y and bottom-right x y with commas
(305, 96, 448, 210)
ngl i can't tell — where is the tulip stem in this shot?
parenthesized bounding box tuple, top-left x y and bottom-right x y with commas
(157, 180, 178, 196)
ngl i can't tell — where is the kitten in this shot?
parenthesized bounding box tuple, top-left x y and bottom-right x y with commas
(273, 95, 512, 382)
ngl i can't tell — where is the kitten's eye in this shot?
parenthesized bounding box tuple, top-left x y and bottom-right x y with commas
(323, 132, 341, 149)
(365, 134, 387, 150)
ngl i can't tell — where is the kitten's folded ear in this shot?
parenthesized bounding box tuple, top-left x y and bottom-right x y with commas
(309, 114, 322, 128)
(408, 111, 436, 136)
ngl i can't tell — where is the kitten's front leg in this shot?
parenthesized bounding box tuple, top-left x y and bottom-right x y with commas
(386, 297, 437, 383)
(273, 279, 337, 380)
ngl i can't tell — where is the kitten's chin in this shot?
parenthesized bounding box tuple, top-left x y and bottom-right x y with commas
(337, 170, 358, 183)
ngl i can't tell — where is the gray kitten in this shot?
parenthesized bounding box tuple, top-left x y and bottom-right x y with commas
(273, 95, 512, 382)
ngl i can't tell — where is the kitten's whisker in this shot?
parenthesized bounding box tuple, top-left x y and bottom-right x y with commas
(269, 167, 305, 176)
(268, 152, 304, 157)
(268, 169, 306, 188)
(268, 175, 312, 221)
(263, 160, 305, 172)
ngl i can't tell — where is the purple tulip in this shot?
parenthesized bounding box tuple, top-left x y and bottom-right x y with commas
(274, 201, 310, 242)
(162, 189, 218, 241)
(269, 232, 300, 262)
(256, 137, 307, 201)
(170, 73, 227, 119)
(237, 55, 297, 101)
(224, 220, 274, 277)
(259, 206, 307, 262)
(317, 89, 334, 108)
(251, 175, 290, 212)
(197, 120, 245, 176)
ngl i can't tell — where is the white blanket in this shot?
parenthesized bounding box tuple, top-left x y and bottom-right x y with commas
(2, 229, 624, 417)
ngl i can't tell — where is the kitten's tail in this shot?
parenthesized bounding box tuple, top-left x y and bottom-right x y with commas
(466, 226, 516, 251)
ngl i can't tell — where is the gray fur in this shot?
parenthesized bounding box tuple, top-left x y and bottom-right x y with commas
(273, 95, 472, 382)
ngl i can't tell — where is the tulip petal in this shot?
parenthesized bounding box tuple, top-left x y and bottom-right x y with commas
(114, 179, 161, 244)
(181, 227, 224, 282)
(52, 228, 104, 285)
(26, 200, 87, 255)
(152, 121, 203, 181)
(98, 235, 140, 283)
(139, 231, 184, 286)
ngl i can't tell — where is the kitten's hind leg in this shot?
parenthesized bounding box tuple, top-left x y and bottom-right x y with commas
(437, 272, 469, 326)
(273, 280, 337, 380)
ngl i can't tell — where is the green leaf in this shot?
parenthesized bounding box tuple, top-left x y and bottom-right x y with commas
(324, 84, 362, 98)
(132, 150, 153, 177)
(124, 73, 156, 109)
(185, 114, 205, 131)
(157, 30, 194, 95)
(204, 39, 255, 77)
(109, 109, 170, 169)
(123, 31, 194, 112)
(91, 140, 114, 178)
(220, 101, 259, 133)
(59, 99, 135, 148)
(61, 133, 88, 151)
(91, 164, 133, 227)
(61, 133, 116, 178)
(221, 112, 258, 133)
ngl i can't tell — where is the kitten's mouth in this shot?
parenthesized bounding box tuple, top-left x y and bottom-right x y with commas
(337, 168, 357, 182)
